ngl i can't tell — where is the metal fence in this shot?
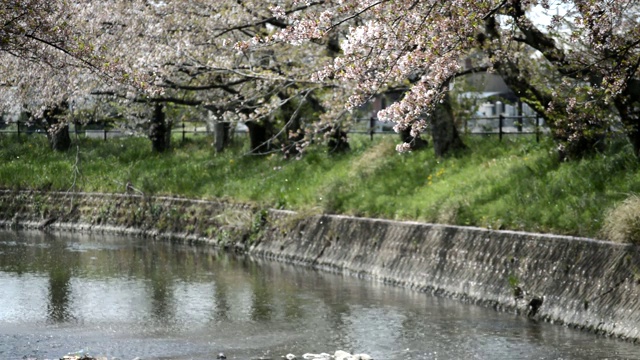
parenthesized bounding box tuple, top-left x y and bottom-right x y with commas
(463, 115, 547, 142)
(0, 122, 214, 140)
(0, 115, 550, 142)
(352, 115, 549, 142)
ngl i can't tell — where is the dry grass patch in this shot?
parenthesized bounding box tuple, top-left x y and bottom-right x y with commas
(602, 195, 640, 244)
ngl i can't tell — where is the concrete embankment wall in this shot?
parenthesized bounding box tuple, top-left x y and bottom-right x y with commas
(1, 190, 640, 341)
(0, 190, 257, 246)
(254, 211, 640, 341)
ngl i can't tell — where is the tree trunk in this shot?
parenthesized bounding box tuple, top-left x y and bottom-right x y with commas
(555, 131, 606, 161)
(149, 104, 171, 153)
(214, 121, 231, 152)
(616, 96, 640, 159)
(622, 115, 640, 160)
(551, 112, 606, 161)
(279, 97, 303, 158)
(399, 129, 428, 151)
(246, 120, 274, 154)
(43, 103, 71, 152)
(282, 122, 303, 157)
(48, 124, 71, 152)
(327, 126, 350, 153)
(430, 93, 466, 157)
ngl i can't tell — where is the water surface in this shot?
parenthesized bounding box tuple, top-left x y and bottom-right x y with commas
(0, 230, 638, 359)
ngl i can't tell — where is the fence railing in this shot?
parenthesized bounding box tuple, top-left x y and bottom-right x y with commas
(0, 115, 550, 143)
(463, 115, 547, 142)
(351, 115, 549, 142)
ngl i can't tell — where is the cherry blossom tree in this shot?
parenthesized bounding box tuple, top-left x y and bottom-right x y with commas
(482, 0, 640, 160)
(268, 0, 488, 154)
(1, 1, 85, 149)
(86, 0, 337, 154)
(0, 0, 143, 151)
(270, 0, 640, 159)
(4, 0, 638, 159)
(1, 1, 91, 66)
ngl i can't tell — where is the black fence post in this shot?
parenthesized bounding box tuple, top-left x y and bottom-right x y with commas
(182, 122, 186, 142)
(499, 114, 504, 142)
(16, 121, 20, 138)
(103, 128, 108, 141)
(369, 117, 375, 141)
(535, 115, 540, 143)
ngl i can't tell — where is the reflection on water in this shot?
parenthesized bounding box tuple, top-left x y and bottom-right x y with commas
(47, 235, 77, 324)
(250, 264, 275, 322)
(213, 279, 230, 322)
(0, 230, 639, 360)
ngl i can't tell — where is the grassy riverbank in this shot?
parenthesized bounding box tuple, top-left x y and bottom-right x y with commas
(1, 133, 638, 238)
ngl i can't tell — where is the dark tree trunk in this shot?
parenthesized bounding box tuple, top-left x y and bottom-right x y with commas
(399, 129, 428, 151)
(623, 116, 640, 160)
(246, 120, 274, 154)
(551, 112, 606, 161)
(214, 121, 231, 152)
(556, 135, 604, 161)
(43, 103, 71, 152)
(327, 127, 350, 153)
(279, 96, 304, 158)
(282, 117, 303, 157)
(149, 104, 171, 153)
(430, 93, 466, 157)
(48, 125, 71, 152)
(615, 96, 640, 159)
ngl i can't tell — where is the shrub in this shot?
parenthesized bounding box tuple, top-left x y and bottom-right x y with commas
(602, 195, 640, 244)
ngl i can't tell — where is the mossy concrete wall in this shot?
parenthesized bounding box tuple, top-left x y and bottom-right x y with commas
(0, 190, 257, 247)
(1, 190, 640, 341)
(255, 211, 640, 340)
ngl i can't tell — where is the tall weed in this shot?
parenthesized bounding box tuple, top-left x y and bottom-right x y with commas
(602, 195, 640, 244)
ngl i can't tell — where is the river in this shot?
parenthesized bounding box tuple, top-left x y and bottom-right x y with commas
(0, 230, 638, 359)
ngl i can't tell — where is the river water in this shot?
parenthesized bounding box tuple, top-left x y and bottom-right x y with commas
(0, 230, 638, 360)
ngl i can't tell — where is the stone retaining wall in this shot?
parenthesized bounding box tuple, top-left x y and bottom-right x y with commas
(254, 211, 640, 340)
(1, 190, 639, 341)
(0, 190, 257, 248)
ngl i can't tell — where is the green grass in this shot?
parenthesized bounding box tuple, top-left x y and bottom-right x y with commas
(1, 132, 639, 239)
